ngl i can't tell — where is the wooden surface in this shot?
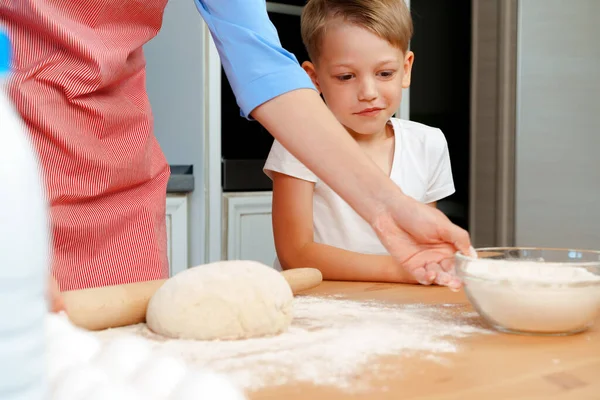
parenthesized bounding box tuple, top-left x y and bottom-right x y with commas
(250, 281, 600, 400)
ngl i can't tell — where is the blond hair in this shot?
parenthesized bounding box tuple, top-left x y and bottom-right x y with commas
(301, 0, 413, 62)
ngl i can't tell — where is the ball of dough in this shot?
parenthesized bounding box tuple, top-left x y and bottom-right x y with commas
(146, 260, 293, 340)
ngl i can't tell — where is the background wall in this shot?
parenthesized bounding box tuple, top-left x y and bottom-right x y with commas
(515, 0, 600, 249)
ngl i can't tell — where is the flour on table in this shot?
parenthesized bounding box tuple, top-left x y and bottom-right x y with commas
(95, 295, 491, 392)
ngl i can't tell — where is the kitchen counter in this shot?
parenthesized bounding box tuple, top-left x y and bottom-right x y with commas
(167, 165, 194, 193)
(251, 281, 600, 400)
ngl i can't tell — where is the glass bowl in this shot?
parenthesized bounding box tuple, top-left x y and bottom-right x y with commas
(455, 247, 600, 336)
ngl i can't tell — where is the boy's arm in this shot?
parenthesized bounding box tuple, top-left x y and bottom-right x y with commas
(272, 172, 418, 284)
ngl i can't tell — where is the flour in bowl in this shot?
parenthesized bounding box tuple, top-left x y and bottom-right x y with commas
(463, 261, 600, 334)
(94, 295, 490, 392)
(466, 260, 600, 284)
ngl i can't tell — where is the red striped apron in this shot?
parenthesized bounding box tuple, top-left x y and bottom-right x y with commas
(0, 0, 171, 290)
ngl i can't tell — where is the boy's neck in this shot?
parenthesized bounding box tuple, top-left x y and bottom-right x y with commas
(347, 122, 394, 148)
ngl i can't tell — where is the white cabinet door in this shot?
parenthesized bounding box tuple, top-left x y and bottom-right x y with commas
(166, 194, 189, 276)
(223, 192, 277, 268)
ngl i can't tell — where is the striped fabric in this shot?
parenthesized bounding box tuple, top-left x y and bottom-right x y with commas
(0, 0, 171, 290)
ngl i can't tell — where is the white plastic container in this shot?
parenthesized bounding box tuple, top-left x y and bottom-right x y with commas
(0, 29, 51, 399)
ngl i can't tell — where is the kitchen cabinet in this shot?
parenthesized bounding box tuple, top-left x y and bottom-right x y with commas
(166, 194, 189, 276)
(222, 192, 277, 268)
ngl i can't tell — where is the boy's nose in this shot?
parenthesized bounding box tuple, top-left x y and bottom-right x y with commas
(357, 79, 378, 101)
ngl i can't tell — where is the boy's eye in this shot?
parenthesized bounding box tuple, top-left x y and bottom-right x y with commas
(335, 74, 354, 81)
(379, 70, 396, 78)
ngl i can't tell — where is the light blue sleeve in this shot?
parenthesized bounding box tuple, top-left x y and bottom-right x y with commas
(194, 0, 316, 118)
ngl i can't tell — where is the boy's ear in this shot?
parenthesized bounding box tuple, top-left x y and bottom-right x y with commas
(402, 51, 415, 89)
(302, 61, 321, 93)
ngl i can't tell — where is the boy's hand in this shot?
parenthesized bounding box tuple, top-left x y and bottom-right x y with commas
(373, 199, 474, 290)
(47, 275, 66, 313)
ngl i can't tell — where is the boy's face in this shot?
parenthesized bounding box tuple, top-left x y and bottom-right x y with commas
(303, 21, 413, 137)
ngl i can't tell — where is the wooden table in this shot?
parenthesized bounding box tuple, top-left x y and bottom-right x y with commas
(251, 281, 600, 400)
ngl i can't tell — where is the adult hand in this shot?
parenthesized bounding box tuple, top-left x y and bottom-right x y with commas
(372, 196, 474, 289)
(47, 274, 66, 313)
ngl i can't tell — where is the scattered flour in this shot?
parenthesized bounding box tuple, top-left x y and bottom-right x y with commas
(464, 261, 600, 334)
(94, 295, 490, 392)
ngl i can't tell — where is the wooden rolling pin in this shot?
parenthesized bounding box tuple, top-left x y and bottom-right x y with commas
(61, 268, 323, 331)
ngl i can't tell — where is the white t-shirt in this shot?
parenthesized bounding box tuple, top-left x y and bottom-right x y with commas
(263, 118, 455, 269)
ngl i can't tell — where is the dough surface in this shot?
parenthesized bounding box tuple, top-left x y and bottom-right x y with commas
(146, 260, 293, 340)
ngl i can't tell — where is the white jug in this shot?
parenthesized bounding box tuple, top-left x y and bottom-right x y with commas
(0, 29, 51, 400)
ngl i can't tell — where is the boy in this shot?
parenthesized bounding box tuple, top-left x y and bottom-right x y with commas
(264, 0, 457, 286)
